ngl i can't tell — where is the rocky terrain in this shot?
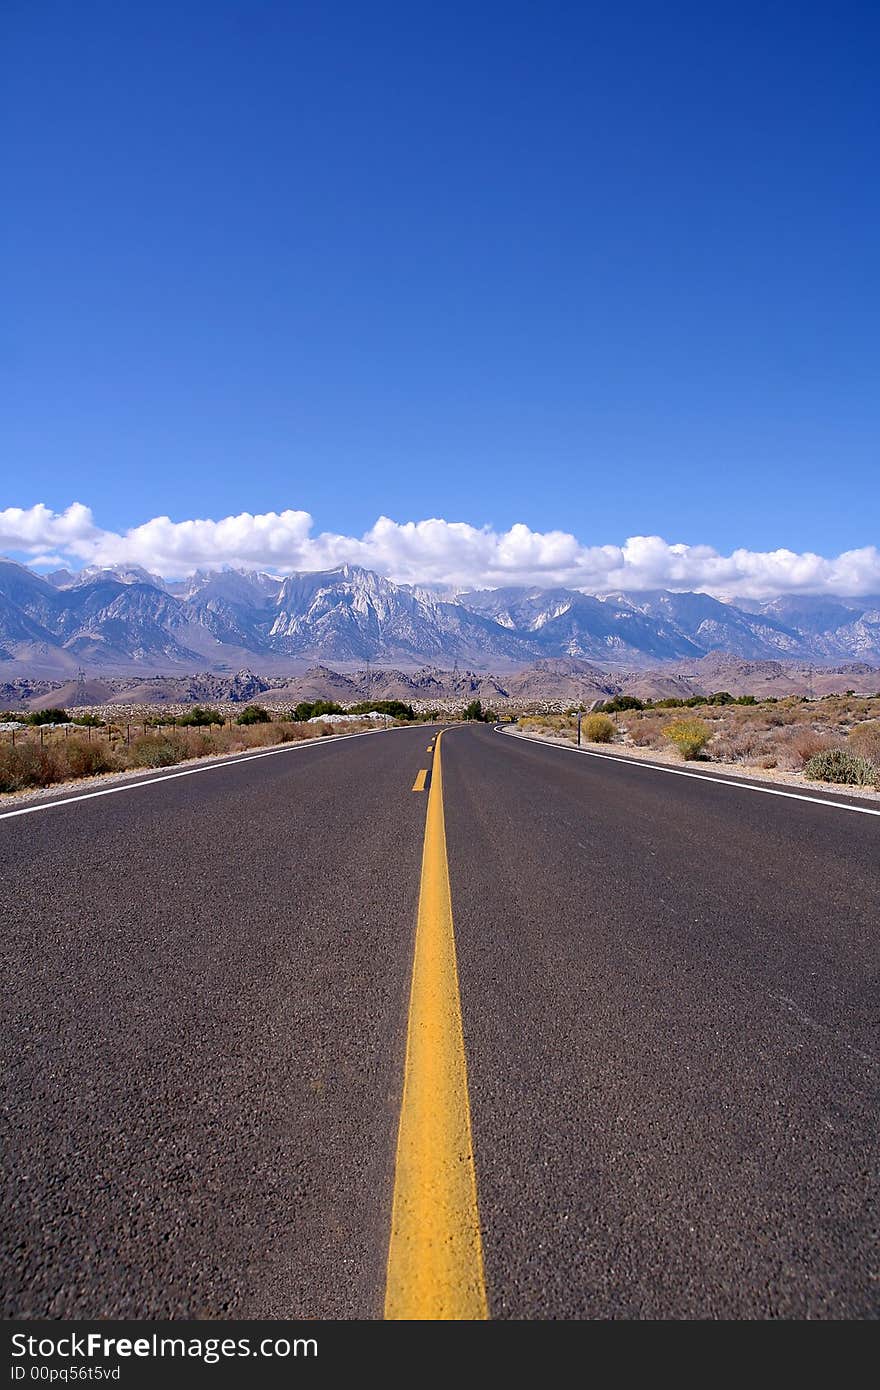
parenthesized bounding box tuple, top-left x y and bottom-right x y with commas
(2, 654, 877, 720)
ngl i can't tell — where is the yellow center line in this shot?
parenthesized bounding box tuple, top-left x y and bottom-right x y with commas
(411, 768, 428, 792)
(386, 730, 488, 1320)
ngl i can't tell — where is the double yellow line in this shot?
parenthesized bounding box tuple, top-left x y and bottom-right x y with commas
(385, 730, 488, 1320)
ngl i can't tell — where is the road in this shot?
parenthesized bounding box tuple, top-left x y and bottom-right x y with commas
(2, 723, 878, 1319)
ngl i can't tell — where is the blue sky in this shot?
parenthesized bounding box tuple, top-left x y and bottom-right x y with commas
(2, 1, 878, 586)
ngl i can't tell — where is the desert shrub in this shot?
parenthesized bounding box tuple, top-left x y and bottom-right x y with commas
(804, 748, 876, 786)
(278, 722, 317, 742)
(596, 695, 644, 713)
(129, 734, 185, 768)
(183, 731, 218, 757)
(235, 704, 270, 725)
(627, 715, 665, 747)
(241, 722, 284, 747)
(711, 728, 764, 763)
(781, 727, 836, 768)
(0, 742, 63, 792)
(664, 718, 710, 760)
(582, 713, 615, 743)
(72, 712, 104, 727)
(848, 721, 880, 766)
(64, 739, 115, 777)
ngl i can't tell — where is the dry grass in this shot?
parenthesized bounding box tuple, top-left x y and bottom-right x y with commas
(848, 720, 880, 764)
(0, 718, 376, 796)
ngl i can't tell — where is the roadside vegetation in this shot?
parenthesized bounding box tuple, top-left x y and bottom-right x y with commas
(517, 693, 880, 790)
(0, 712, 386, 796)
(462, 699, 497, 722)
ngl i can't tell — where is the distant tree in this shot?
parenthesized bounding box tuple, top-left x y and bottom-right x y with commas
(72, 712, 104, 727)
(463, 699, 484, 721)
(27, 707, 69, 725)
(349, 699, 415, 720)
(235, 704, 270, 725)
(597, 695, 644, 713)
(292, 700, 344, 721)
(177, 706, 224, 726)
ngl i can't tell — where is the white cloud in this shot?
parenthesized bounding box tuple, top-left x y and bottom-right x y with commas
(1, 501, 878, 598)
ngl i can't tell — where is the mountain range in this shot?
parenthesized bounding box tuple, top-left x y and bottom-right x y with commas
(1, 557, 879, 677)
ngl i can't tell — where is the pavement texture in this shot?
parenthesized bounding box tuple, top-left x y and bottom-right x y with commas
(2, 722, 878, 1319)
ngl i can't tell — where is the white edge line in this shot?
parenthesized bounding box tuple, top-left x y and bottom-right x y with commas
(495, 726, 880, 819)
(0, 725, 408, 822)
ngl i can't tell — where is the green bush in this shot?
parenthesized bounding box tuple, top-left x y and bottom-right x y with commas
(597, 695, 644, 713)
(235, 704, 270, 725)
(464, 700, 485, 721)
(348, 699, 415, 720)
(292, 700, 344, 721)
(582, 713, 615, 743)
(26, 707, 69, 725)
(664, 718, 711, 760)
(804, 748, 876, 786)
(176, 705, 223, 727)
(72, 712, 104, 727)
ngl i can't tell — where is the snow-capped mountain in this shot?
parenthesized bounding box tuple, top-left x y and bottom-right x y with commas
(1, 557, 879, 675)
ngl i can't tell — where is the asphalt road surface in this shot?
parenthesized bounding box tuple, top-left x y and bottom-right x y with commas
(2, 723, 878, 1319)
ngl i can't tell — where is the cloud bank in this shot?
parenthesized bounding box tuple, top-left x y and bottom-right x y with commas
(1, 502, 878, 599)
